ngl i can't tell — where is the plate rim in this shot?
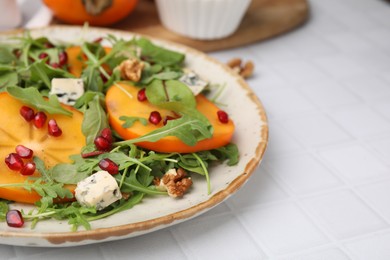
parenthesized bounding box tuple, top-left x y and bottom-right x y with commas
(0, 25, 268, 246)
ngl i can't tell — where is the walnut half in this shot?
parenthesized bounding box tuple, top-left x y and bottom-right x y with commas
(226, 58, 254, 79)
(155, 168, 193, 198)
(117, 58, 145, 82)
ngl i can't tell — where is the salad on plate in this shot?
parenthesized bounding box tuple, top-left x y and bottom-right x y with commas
(0, 31, 238, 231)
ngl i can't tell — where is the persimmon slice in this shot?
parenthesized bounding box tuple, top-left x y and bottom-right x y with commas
(0, 93, 85, 204)
(106, 83, 235, 153)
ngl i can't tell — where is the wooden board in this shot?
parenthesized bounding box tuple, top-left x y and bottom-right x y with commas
(53, 0, 309, 52)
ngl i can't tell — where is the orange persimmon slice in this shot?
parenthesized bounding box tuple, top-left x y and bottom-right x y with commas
(106, 83, 235, 153)
(0, 93, 85, 204)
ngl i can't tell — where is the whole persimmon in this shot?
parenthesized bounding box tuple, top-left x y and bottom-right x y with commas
(43, 0, 139, 26)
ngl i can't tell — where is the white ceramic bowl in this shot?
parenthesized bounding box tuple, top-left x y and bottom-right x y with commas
(155, 0, 252, 40)
(0, 0, 21, 30)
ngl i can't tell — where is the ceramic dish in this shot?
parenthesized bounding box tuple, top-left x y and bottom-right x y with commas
(0, 26, 268, 247)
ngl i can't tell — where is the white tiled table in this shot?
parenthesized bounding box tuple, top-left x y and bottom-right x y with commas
(2, 0, 390, 259)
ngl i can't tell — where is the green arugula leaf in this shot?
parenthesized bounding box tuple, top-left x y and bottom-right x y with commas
(114, 170, 166, 195)
(51, 163, 90, 184)
(33, 156, 53, 182)
(212, 143, 239, 166)
(82, 95, 109, 144)
(6, 86, 73, 116)
(0, 201, 9, 220)
(141, 71, 182, 85)
(119, 116, 147, 128)
(0, 71, 18, 88)
(146, 79, 196, 108)
(136, 38, 185, 66)
(0, 46, 17, 64)
(87, 193, 144, 223)
(114, 115, 212, 147)
(29, 60, 75, 87)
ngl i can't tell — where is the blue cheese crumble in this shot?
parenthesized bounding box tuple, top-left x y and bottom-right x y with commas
(75, 171, 122, 211)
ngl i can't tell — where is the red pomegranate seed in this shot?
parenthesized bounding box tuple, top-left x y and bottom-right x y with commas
(101, 128, 113, 143)
(163, 116, 176, 126)
(98, 158, 119, 175)
(20, 162, 36, 176)
(15, 145, 33, 159)
(149, 111, 162, 125)
(5, 153, 24, 171)
(58, 51, 68, 66)
(217, 110, 229, 124)
(13, 49, 22, 58)
(137, 88, 147, 102)
(48, 119, 62, 137)
(33, 112, 47, 128)
(38, 52, 49, 62)
(94, 136, 111, 151)
(6, 210, 24, 228)
(50, 62, 60, 69)
(100, 72, 108, 83)
(19, 106, 35, 122)
(81, 150, 105, 158)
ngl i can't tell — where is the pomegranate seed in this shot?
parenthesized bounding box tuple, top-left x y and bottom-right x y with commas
(13, 49, 22, 58)
(33, 112, 47, 128)
(94, 136, 111, 151)
(15, 145, 33, 159)
(48, 119, 62, 137)
(163, 116, 176, 125)
(81, 150, 105, 158)
(50, 62, 60, 69)
(20, 162, 36, 176)
(19, 106, 35, 122)
(5, 153, 24, 171)
(98, 158, 119, 174)
(217, 110, 229, 124)
(38, 52, 49, 62)
(137, 88, 147, 102)
(6, 210, 24, 228)
(100, 72, 109, 83)
(58, 51, 68, 66)
(101, 128, 113, 143)
(44, 42, 54, 48)
(149, 111, 162, 125)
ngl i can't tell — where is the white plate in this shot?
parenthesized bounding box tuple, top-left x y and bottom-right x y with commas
(0, 26, 268, 247)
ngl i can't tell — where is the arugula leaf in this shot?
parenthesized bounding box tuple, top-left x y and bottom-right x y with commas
(146, 79, 212, 128)
(0, 71, 18, 88)
(6, 86, 73, 116)
(74, 91, 105, 111)
(146, 79, 196, 108)
(0, 47, 17, 64)
(51, 163, 90, 184)
(136, 38, 185, 66)
(119, 116, 147, 128)
(114, 115, 212, 147)
(141, 71, 182, 85)
(87, 193, 144, 223)
(212, 143, 239, 166)
(29, 60, 75, 88)
(82, 95, 109, 144)
(0, 178, 73, 206)
(33, 156, 53, 182)
(114, 170, 166, 195)
(0, 201, 8, 220)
